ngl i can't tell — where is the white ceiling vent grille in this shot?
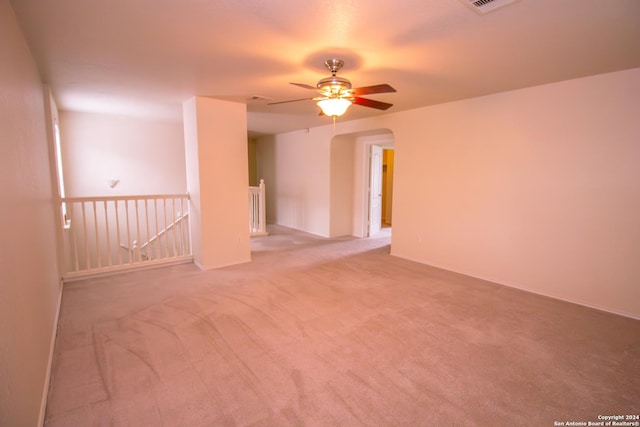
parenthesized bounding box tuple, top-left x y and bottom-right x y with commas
(247, 95, 274, 102)
(459, 0, 520, 15)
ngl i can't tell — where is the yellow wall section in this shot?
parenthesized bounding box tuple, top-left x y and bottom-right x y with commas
(382, 149, 394, 225)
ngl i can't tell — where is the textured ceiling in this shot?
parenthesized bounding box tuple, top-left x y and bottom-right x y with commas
(10, 0, 640, 136)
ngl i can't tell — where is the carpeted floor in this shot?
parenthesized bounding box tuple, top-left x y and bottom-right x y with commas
(45, 225, 640, 426)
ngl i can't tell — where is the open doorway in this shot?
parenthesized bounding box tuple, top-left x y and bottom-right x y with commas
(367, 144, 394, 237)
(382, 148, 394, 228)
(328, 129, 394, 238)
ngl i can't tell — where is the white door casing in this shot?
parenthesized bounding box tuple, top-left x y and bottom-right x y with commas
(368, 145, 383, 236)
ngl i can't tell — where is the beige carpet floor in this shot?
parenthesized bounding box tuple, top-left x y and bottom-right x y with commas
(45, 225, 639, 426)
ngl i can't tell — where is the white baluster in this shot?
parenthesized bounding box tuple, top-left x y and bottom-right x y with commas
(93, 201, 101, 268)
(104, 200, 112, 267)
(171, 198, 177, 257)
(134, 199, 141, 263)
(259, 179, 266, 234)
(163, 197, 169, 258)
(153, 198, 159, 260)
(125, 200, 131, 263)
(114, 200, 122, 266)
(144, 199, 150, 261)
(81, 201, 90, 269)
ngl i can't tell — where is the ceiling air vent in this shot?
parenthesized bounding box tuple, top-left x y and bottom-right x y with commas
(247, 95, 273, 102)
(459, 0, 520, 15)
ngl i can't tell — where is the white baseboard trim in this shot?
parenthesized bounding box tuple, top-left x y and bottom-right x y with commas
(490, 279, 640, 321)
(194, 256, 253, 271)
(62, 257, 195, 282)
(389, 250, 640, 321)
(38, 279, 63, 426)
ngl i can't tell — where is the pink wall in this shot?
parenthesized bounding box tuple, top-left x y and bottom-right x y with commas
(388, 69, 640, 318)
(258, 68, 640, 318)
(0, 2, 62, 425)
(257, 128, 333, 236)
(60, 111, 187, 197)
(183, 96, 251, 269)
(330, 134, 356, 237)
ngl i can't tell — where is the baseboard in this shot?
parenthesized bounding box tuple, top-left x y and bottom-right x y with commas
(62, 257, 195, 282)
(38, 279, 63, 426)
(194, 256, 253, 271)
(389, 250, 640, 321)
(490, 279, 640, 321)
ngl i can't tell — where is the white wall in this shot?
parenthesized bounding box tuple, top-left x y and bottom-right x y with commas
(183, 96, 251, 269)
(0, 2, 62, 425)
(330, 135, 355, 237)
(59, 111, 186, 197)
(258, 127, 393, 238)
(389, 68, 640, 319)
(257, 127, 333, 236)
(257, 68, 640, 318)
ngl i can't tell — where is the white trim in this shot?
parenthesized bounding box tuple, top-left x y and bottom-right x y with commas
(38, 280, 63, 427)
(193, 256, 253, 271)
(62, 256, 194, 282)
(389, 251, 640, 321)
(355, 133, 395, 238)
(492, 279, 640, 321)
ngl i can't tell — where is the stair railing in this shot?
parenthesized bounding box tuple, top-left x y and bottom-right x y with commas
(60, 193, 192, 279)
(249, 179, 267, 236)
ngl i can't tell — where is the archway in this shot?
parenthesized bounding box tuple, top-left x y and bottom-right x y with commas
(329, 128, 394, 238)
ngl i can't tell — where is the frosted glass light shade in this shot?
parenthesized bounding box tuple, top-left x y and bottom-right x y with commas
(317, 98, 352, 117)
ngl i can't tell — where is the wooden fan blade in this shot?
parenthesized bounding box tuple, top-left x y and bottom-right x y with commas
(290, 82, 317, 90)
(352, 84, 396, 96)
(353, 97, 393, 110)
(267, 97, 315, 105)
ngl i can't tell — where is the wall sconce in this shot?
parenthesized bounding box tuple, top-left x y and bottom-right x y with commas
(105, 179, 120, 189)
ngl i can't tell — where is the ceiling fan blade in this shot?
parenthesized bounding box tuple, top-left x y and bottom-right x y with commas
(352, 84, 396, 96)
(267, 97, 315, 105)
(352, 97, 394, 110)
(290, 82, 317, 90)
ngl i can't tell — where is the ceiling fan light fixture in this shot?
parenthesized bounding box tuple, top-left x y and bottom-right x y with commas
(269, 59, 395, 117)
(317, 98, 352, 117)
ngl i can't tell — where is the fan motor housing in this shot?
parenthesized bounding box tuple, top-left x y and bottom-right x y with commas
(317, 75, 352, 94)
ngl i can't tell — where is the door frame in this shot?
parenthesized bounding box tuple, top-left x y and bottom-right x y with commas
(368, 144, 384, 237)
(361, 138, 394, 238)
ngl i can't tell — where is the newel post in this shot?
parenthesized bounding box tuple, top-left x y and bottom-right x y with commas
(259, 179, 266, 234)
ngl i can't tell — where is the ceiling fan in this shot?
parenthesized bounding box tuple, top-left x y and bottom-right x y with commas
(268, 59, 396, 117)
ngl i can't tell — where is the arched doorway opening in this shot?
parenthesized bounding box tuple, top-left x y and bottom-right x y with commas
(329, 128, 394, 238)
